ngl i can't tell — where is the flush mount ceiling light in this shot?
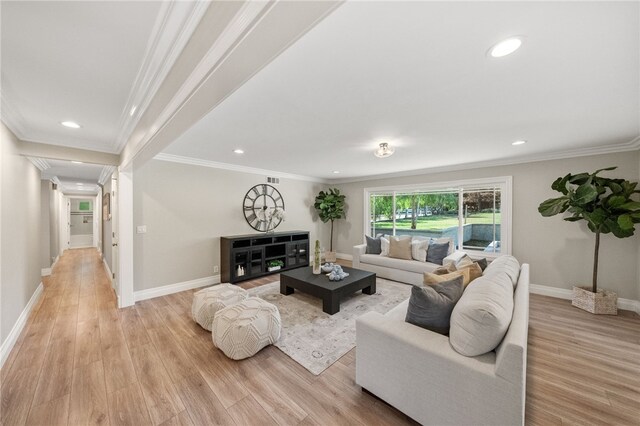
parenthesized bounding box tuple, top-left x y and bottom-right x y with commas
(332, 170, 340, 174)
(233, 149, 244, 154)
(512, 140, 527, 146)
(61, 121, 81, 129)
(489, 37, 522, 58)
(71, 160, 83, 164)
(374, 142, 395, 158)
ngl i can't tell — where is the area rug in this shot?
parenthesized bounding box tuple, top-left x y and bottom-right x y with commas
(248, 279, 411, 375)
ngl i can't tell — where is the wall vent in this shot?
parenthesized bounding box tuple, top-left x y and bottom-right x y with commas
(267, 177, 280, 184)
(52, 183, 58, 190)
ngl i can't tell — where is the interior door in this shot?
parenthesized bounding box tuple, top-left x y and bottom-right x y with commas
(111, 175, 119, 292)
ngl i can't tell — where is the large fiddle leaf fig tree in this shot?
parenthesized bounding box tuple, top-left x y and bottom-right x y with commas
(538, 167, 640, 293)
(314, 188, 346, 252)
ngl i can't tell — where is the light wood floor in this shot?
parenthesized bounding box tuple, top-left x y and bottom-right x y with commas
(1, 248, 639, 425)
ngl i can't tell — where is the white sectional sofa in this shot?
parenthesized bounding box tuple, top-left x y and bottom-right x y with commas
(355, 260, 530, 425)
(352, 243, 467, 286)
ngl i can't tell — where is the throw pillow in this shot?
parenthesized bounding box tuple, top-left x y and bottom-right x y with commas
(434, 263, 457, 275)
(388, 236, 412, 260)
(456, 262, 483, 286)
(426, 241, 449, 265)
(476, 257, 488, 271)
(411, 239, 429, 262)
(424, 270, 469, 287)
(456, 255, 474, 268)
(433, 237, 454, 255)
(380, 237, 390, 256)
(449, 272, 514, 356)
(483, 255, 520, 287)
(365, 235, 382, 255)
(405, 276, 464, 335)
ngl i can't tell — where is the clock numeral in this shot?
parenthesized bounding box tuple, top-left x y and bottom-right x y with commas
(252, 187, 260, 197)
(247, 213, 256, 223)
(243, 205, 253, 210)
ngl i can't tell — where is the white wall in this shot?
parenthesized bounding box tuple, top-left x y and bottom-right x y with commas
(1, 122, 42, 344)
(335, 151, 640, 300)
(132, 159, 329, 291)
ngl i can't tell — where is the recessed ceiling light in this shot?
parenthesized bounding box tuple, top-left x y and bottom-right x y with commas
(71, 161, 83, 164)
(374, 142, 395, 158)
(129, 106, 137, 116)
(512, 140, 527, 146)
(233, 149, 244, 154)
(61, 121, 81, 129)
(489, 37, 522, 58)
(333, 171, 340, 174)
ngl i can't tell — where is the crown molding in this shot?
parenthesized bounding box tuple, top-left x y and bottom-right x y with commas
(113, 1, 210, 154)
(121, 0, 277, 169)
(154, 153, 328, 184)
(99, 165, 116, 185)
(330, 136, 640, 184)
(26, 156, 50, 171)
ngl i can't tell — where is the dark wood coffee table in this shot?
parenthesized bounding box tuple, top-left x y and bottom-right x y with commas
(280, 266, 376, 315)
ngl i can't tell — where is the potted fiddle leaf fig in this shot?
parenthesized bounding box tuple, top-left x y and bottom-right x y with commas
(314, 188, 346, 262)
(538, 167, 640, 314)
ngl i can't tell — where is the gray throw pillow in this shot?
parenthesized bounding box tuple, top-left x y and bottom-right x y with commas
(426, 241, 449, 265)
(405, 276, 464, 335)
(476, 258, 488, 271)
(365, 235, 382, 254)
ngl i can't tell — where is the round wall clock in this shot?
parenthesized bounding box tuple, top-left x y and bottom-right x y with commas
(243, 184, 285, 232)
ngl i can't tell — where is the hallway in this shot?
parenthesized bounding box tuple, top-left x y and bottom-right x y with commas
(1, 248, 412, 426)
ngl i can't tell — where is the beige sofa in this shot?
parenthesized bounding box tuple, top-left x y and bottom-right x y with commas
(352, 243, 467, 286)
(355, 261, 529, 425)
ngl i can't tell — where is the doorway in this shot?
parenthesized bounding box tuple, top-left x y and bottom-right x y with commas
(68, 197, 96, 249)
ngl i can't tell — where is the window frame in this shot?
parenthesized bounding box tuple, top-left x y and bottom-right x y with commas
(363, 176, 512, 258)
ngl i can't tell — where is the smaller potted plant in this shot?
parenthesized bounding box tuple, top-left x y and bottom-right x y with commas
(314, 188, 346, 262)
(267, 259, 284, 272)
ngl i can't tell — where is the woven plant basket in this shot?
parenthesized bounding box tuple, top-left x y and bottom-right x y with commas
(572, 286, 618, 315)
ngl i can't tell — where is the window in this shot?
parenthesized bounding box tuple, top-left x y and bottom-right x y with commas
(365, 177, 511, 257)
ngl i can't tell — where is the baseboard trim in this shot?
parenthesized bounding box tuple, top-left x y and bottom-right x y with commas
(530, 283, 640, 314)
(41, 255, 60, 277)
(336, 252, 353, 261)
(0, 282, 44, 369)
(103, 258, 113, 287)
(134, 275, 221, 302)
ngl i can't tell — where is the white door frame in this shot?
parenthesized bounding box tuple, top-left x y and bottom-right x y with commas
(66, 195, 97, 249)
(60, 196, 70, 253)
(117, 167, 135, 308)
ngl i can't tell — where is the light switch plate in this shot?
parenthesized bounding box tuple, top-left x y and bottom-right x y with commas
(136, 225, 147, 234)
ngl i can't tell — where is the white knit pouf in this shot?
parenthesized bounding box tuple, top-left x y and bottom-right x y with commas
(212, 298, 281, 360)
(191, 284, 248, 331)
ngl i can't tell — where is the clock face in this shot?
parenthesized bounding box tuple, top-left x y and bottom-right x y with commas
(243, 184, 285, 232)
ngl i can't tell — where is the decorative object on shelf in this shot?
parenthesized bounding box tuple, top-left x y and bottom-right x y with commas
(267, 259, 284, 272)
(102, 192, 111, 221)
(374, 142, 395, 158)
(314, 188, 346, 263)
(313, 240, 322, 274)
(243, 184, 285, 232)
(327, 264, 349, 281)
(538, 166, 640, 314)
(321, 262, 334, 273)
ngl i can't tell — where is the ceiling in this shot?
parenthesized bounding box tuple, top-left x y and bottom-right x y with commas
(1, 0, 161, 153)
(37, 158, 113, 195)
(1, 1, 206, 191)
(164, 1, 640, 181)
